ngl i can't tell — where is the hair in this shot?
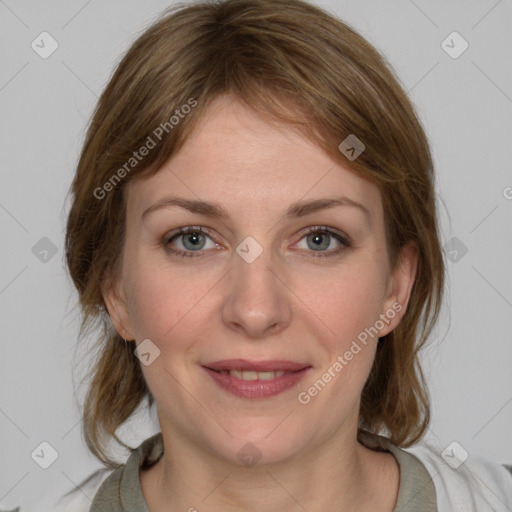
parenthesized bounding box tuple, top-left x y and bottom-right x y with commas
(64, 0, 445, 473)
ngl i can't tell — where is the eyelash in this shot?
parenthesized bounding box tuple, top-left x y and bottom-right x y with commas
(163, 225, 351, 259)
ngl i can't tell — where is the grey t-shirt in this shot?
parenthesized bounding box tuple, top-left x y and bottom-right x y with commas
(89, 430, 438, 511)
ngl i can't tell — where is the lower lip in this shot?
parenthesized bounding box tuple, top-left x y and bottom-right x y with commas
(202, 367, 311, 399)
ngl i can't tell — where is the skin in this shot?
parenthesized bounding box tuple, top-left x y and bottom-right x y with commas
(102, 93, 418, 511)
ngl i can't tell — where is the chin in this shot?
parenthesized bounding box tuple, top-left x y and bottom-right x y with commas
(206, 421, 309, 467)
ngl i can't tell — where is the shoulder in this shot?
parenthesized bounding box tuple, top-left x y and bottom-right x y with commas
(51, 433, 163, 512)
(359, 429, 438, 510)
(50, 468, 114, 512)
(93, 433, 163, 511)
(359, 429, 512, 510)
(404, 439, 512, 510)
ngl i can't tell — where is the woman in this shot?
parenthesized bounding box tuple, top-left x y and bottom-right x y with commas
(59, 0, 511, 510)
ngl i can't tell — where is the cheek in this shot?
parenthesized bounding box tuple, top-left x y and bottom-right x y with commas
(292, 265, 386, 347)
(294, 272, 384, 414)
(125, 258, 217, 344)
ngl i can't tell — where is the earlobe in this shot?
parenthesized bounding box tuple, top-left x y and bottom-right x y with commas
(378, 242, 419, 337)
(100, 275, 135, 341)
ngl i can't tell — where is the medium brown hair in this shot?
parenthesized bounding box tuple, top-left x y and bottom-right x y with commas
(65, 0, 445, 471)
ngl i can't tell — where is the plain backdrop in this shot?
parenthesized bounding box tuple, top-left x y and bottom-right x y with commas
(1, 0, 511, 510)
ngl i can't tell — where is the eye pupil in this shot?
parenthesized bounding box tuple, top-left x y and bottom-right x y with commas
(183, 231, 205, 250)
(307, 232, 329, 251)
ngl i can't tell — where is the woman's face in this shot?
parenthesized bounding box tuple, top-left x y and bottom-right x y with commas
(104, 94, 417, 465)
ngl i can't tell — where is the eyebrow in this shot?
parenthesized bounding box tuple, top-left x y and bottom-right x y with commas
(141, 196, 372, 224)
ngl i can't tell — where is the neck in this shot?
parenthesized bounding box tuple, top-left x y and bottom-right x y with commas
(140, 425, 399, 512)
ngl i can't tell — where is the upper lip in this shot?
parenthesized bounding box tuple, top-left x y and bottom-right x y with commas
(203, 359, 310, 372)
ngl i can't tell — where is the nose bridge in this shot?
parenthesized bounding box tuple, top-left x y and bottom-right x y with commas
(235, 241, 276, 291)
(222, 238, 291, 338)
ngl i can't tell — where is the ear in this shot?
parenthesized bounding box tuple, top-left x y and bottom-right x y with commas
(377, 241, 418, 337)
(100, 273, 136, 341)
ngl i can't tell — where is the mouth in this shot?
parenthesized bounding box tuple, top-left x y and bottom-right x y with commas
(201, 359, 312, 399)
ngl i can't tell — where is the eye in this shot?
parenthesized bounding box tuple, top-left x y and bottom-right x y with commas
(164, 226, 219, 258)
(295, 226, 351, 258)
(163, 225, 351, 259)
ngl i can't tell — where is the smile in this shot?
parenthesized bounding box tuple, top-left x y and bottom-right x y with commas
(202, 359, 312, 399)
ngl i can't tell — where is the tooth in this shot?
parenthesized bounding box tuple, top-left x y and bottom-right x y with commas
(240, 371, 258, 380)
(258, 371, 275, 380)
(227, 370, 288, 380)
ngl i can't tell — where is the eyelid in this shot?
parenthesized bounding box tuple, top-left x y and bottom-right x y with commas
(296, 225, 351, 244)
(291, 225, 351, 258)
(164, 225, 351, 244)
(163, 224, 352, 259)
(165, 225, 216, 242)
(164, 226, 220, 251)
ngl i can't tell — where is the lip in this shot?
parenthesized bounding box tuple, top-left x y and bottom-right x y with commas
(202, 359, 309, 372)
(201, 359, 312, 399)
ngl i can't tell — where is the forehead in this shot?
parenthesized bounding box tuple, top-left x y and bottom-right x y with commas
(125, 95, 382, 224)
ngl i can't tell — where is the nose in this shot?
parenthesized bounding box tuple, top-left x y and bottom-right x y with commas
(221, 246, 292, 339)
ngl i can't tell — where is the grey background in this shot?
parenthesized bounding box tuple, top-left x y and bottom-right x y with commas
(0, 0, 511, 510)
